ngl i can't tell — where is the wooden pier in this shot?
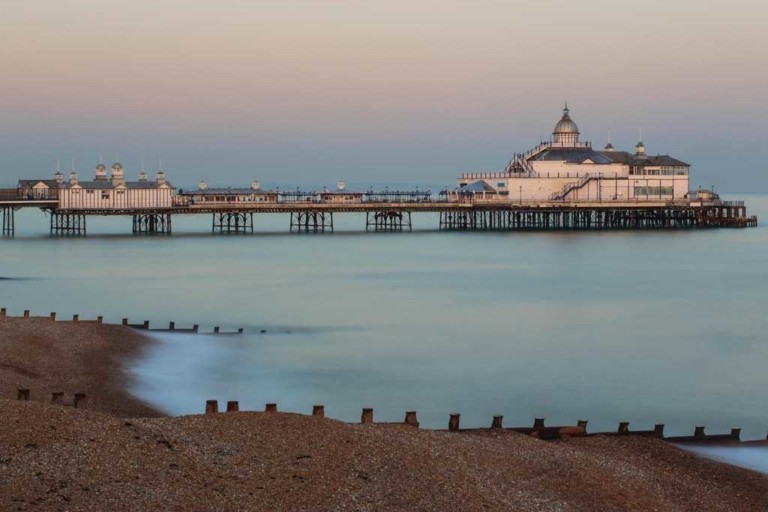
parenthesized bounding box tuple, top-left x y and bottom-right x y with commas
(0, 188, 757, 236)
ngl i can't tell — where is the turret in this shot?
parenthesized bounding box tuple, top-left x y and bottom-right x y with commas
(111, 163, 125, 186)
(156, 170, 167, 185)
(54, 171, 64, 185)
(635, 141, 646, 157)
(199, 180, 208, 191)
(552, 102, 580, 145)
(604, 142, 615, 152)
(251, 180, 260, 191)
(68, 171, 78, 186)
(337, 180, 346, 191)
(94, 163, 107, 181)
(138, 171, 149, 182)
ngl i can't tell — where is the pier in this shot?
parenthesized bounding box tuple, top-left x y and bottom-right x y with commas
(0, 189, 757, 236)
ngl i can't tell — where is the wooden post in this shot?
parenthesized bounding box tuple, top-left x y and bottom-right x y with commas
(143, 320, 149, 329)
(50, 312, 57, 320)
(51, 392, 64, 404)
(533, 418, 545, 429)
(226, 401, 239, 412)
(449, 413, 460, 432)
(73, 393, 87, 408)
(238, 328, 244, 334)
(23, 310, 30, 318)
(491, 415, 503, 429)
(265, 403, 277, 413)
(122, 318, 128, 325)
(214, 326, 220, 334)
(694, 426, 706, 437)
(361, 408, 373, 424)
(618, 421, 630, 433)
(97, 316, 103, 323)
(17, 388, 30, 400)
(312, 405, 325, 417)
(404, 411, 419, 428)
(0, 307, 5, 316)
(577, 420, 588, 430)
(193, 324, 199, 333)
(205, 400, 219, 414)
(730, 428, 741, 440)
(73, 314, 79, 322)
(654, 424, 665, 437)
(169, 321, 175, 330)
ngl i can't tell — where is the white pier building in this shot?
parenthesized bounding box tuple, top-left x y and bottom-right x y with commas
(456, 105, 690, 202)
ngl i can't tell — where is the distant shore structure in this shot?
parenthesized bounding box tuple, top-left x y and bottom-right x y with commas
(0, 105, 757, 235)
(455, 104, 689, 202)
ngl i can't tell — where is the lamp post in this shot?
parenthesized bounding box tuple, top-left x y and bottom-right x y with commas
(519, 185, 522, 205)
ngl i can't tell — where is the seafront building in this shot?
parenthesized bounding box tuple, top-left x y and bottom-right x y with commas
(456, 105, 690, 202)
(18, 163, 174, 209)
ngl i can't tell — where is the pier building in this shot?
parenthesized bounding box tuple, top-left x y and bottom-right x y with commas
(0, 105, 757, 236)
(457, 104, 690, 202)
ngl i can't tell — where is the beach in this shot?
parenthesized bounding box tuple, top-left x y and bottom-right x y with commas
(1, 316, 767, 511)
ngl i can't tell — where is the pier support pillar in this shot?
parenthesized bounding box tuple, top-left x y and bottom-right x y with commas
(212, 212, 254, 234)
(290, 211, 333, 233)
(2, 206, 15, 236)
(50, 211, 87, 235)
(366, 211, 412, 232)
(133, 213, 172, 234)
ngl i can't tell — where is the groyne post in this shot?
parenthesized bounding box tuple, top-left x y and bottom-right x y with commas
(619, 421, 630, 433)
(312, 405, 325, 417)
(193, 324, 199, 333)
(50, 312, 56, 321)
(17, 388, 30, 400)
(226, 401, 239, 412)
(654, 424, 665, 437)
(265, 403, 278, 413)
(143, 320, 149, 329)
(361, 408, 373, 424)
(51, 392, 64, 404)
(214, 326, 220, 334)
(491, 415, 504, 429)
(577, 420, 588, 431)
(533, 418, 545, 429)
(97, 316, 103, 323)
(449, 413, 460, 432)
(73, 393, 87, 408)
(730, 428, 741, 440)
(169, 321, 175, 330)
(694, 426, 706, 438)
(23, 310, 30, 318)
(0, 307, 6, 316)
(205, 400, 219, 414)
(404, 411, 419, 428)
(73, 314, 79, 322)
(122, 318, 128, 325)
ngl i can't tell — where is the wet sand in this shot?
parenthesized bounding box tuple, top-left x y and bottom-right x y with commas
(1, 316, 767, 511)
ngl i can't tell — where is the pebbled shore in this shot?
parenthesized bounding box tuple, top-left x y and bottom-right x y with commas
(1, 315, 767, 511)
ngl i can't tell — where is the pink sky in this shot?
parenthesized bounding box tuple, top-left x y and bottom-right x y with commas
(0, 0, 765, 190)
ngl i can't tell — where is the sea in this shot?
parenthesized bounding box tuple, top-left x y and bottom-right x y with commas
(2, 195, 767, 472)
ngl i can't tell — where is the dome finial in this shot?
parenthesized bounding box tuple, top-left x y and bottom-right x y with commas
(564, 101, 569, 113)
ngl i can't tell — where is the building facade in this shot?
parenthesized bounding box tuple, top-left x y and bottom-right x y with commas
(456, 105, 691, 202)
(19, 163, 175, 209)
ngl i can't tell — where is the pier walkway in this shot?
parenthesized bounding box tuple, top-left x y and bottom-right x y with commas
(0, 188, 758, 236)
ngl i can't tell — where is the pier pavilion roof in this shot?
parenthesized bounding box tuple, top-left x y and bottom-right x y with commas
(180, 187, 275, 195)
(18, 179, 61, 189)
(598, 152, 689, 167)
(63, 180, 174, 189)
(530, 148, 615, 165)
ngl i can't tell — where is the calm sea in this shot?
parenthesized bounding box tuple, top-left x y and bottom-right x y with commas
(2, 196, 767, 453)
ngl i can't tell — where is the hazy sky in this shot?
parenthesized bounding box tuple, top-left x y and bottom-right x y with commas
(0, 0, 765, 191)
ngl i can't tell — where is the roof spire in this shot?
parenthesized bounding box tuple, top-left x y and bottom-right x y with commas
(564, 100, 569, 113)
(141, 157, 145, 172)
(56, 158, 60, 172)
(71, 158, 75, 172)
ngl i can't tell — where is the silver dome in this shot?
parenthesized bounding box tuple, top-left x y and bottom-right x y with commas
(112, 163, 123, 170)
(95, 163, 107, 171)
(553, 106, 579, 135)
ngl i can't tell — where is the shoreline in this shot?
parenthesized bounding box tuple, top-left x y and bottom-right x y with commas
(0, 315, 163, 418)
(1, 316, 767, 510)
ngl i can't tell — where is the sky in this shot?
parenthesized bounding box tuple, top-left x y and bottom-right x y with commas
(0, 0, 765, 191)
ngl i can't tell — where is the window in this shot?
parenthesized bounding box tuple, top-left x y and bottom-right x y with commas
(497, 182, 506, 188)
(101, 191, 110, 200)
(86, 190, 95, 195)
(634, 186, 673, 196)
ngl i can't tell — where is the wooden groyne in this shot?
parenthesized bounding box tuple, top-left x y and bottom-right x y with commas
(0, 308, 244, 336)
(196, 401, 768, 445)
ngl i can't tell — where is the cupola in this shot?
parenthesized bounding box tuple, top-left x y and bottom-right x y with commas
(251, 180, 260, 190)
(156, 170, 167, 185)
(552, 102, 580, 145)
(68, 171, 78, 186)
(54, 171, 64, 185)
(111, 162, 125, 186)
(94, 163, 107, 181)
(199, 180, 208, 190)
